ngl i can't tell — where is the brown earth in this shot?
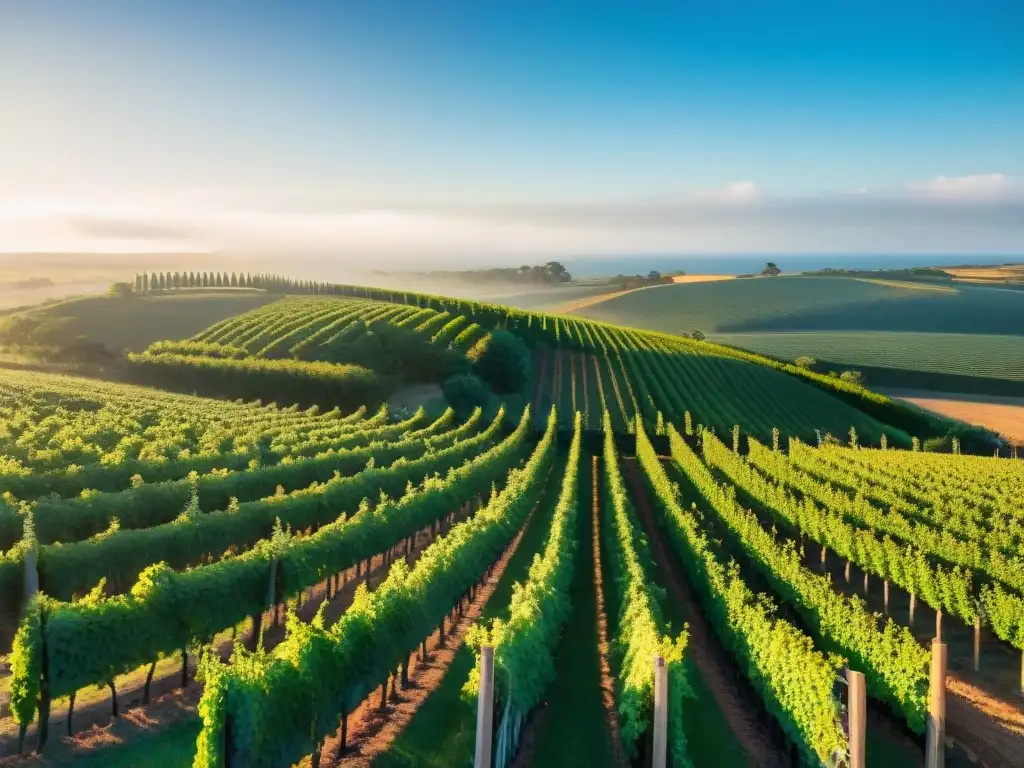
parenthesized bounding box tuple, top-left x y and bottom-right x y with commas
(881, 389, 1024, 444)
(315, 495, 538, 766)
(590, 455, 628, 767)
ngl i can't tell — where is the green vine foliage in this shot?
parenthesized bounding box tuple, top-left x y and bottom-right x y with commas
(20, 405, 444, 548)
(636, 421, 846, 766)
(126, 352, 385, 413)
(9, 596, 43, 738)
(739, 437, 1024, 651)
(600, 413, 692, 766)
(195, 407, 559, 768)
(463, 411, 584, 752)
(22, 409, 486, 603)
(0, 374, 373, 509)
(696, 428, 929, 732)
(9, 407, 526, 721)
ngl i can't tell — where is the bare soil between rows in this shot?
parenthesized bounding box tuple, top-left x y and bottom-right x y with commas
(315, 497, 537, 766)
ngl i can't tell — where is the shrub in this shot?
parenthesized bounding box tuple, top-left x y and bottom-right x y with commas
(923, 435, 954, 453)
(839, 370, 865, 386)
(794, 356, 817, 370)
(468, 331, 531, 394)
(688, 329, 706, 341)
(443, 373, 487, 411)
(109, 282, 134, 298)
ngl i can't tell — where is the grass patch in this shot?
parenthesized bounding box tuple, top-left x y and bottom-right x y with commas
(9, 292, 278, 352)
(576, 276, 1024, 339)
(530, 451, 617, 768)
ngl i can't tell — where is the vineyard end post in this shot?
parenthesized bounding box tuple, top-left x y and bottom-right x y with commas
(926, 640, 946, 768)
(848, 670, 866, 768)
(474, 645, 494, 768)
(652, 655, 668, 768)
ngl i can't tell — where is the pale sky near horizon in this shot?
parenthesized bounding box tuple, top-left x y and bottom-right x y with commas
(1, 1, 1022, 259)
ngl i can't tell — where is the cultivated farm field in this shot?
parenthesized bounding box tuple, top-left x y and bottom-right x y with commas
(0, 281, 1021, 768)
(712, 331, 1024, 386)
(573, 276, 1024, 396)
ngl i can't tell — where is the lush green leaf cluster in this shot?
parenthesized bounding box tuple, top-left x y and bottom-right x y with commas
(25, 409, 488, 602)
(10, 407, 530, 726)
(463, 412, 585, 763)
(695, 428, 929, 731)
(635, 421, 846, 766)
(193, 407, 558, 768)
(143, 340, 250, 359)
(599, 413, 691, 765)
(126, 352, 385, 412)
(740, 437, 1024, 649)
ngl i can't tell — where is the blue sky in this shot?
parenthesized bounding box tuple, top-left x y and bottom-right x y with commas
(1, 1, 1022, 259)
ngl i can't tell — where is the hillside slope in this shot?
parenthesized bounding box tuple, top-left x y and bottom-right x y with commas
(573, 277, 1024, 394)
(137, 294, 910, 445)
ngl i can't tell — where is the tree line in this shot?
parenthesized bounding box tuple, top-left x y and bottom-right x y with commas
(133, 271, 328, 293)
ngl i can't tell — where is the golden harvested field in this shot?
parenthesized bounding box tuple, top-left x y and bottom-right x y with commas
(944, 264, 1024, 286)
(882, 388, 1024, 444)
(670, 274, 736, 284)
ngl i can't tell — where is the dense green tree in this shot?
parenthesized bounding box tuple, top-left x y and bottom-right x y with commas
(839, 370, 864, 386)
(109, 282, 134, 298)
(443, 373, 487, 412)
(468, 331, 531, 394)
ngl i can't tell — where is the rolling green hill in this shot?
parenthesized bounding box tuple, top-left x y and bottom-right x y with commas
(712, 331, 1024, 394)
(128, 294, 923, 446)
(573, 276, 1024, 394)
(0, 290, 277, 353)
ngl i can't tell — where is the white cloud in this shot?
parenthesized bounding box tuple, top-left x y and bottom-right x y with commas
(907, 173, 1020, 200)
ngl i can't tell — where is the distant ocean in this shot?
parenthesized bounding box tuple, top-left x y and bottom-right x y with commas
(559, 254, 1024, 279)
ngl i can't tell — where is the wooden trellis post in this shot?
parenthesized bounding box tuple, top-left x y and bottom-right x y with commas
(974, 615, 981, 672)
(926, 640, 946, 768)
(652, 655, 668, 768)
(848, 670, 866, 768)
(474, 645, 494, 768)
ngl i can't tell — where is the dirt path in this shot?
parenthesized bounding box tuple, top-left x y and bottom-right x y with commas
(521, 453, 625, 768)
(317, 499, 540, 765)
(621, 458, 788, 768)
(590, 455, 628, 766)
(947, 676, 1024, 768)
(0, 505, 472, 763)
